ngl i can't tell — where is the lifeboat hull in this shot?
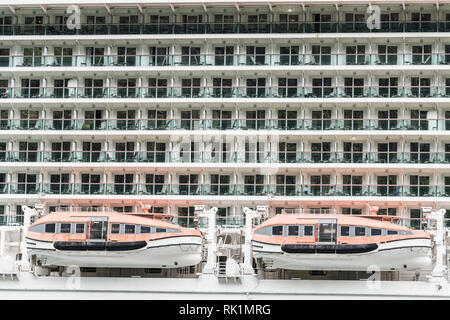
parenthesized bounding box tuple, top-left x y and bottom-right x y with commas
(26, 236, 203, 268)
(253, 238, 432, 271)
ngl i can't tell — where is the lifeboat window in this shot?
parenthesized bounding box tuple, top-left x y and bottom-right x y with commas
(60, 223, 71, 234)
(29, 224, 45, 233)
(254, 227, 271, 236)
(304, 225, 314, 236)
(340, 226, 350, 236)
(387, 230, 398, 235)
(156, 228, 166, 233)
(75, 223, 85, 234)
(45, 223, 55, 233)
(140, 226, 151, 234)
(371, 228, 382, 236)
(110, 223, 120, 234)
(288, 226, 299, 236)
(125, 224, 135, 234)
(272, 225, 283, 236)
(354, 226, 366, 236)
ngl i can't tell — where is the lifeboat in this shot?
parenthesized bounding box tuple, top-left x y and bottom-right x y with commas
(252, 214, 432, 271)
(25, 210, 203, 268)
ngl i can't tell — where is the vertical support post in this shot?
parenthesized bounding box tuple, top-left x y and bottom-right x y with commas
(428, 208, 446, 277)
(242, 205, 267, 274)
(18, 204, 43, 272)
(19, 206, 33, 271)
(0, 229, 5, 260)
(423, 207, 448, 287)
(195, 205, 217, 274)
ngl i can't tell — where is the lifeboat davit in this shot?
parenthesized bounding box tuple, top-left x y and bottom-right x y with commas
(25, 211, 203, 268)
(252, 214, 432, 271)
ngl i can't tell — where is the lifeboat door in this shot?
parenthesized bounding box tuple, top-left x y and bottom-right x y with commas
(88, 216, 108, 241)
(317, 219, 337, 243)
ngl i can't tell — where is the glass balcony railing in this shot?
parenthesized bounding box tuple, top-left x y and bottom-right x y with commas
(3, 183, 450, 197)
(3, 21, 450, 36)
(0, 117, 446, 131)
(4, 151, 450, 164)
(0, 215, 24, 226)
(3, 52, 450, 68)
(197, 216, 245, 228)
(4, 212, 447, 230)
(2, 85, 450, 99)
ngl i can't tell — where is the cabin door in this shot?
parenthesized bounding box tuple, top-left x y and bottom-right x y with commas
(88, 217, 108, 241)
(317, 219, 337, 243)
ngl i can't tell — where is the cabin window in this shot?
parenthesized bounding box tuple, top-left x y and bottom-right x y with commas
(340, 226, 350, 236)
(156, 228, 166, 233)
(371, 228, 382, 236)
(75, 223, 85, 234)
(272, 225, 283, 236)
(288, 226, 299, 236)
(110, 223, 120, 234)
(60, 223, 71, 233)
(125, 224, 135, 234)
(304, 225, 314, 236)
(387, 229, 398, 235)
(141, 226, 151, 233)
(45, 223, 55, 233)
(355, 226, 366, 236)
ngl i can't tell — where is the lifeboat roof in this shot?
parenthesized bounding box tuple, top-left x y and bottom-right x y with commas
(256, 213, 420, 232)
(30, 211, 182, 229)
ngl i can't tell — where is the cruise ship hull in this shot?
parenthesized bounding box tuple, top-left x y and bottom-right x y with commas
(26, 236, 203, 268)
(253, 238, 432, 271)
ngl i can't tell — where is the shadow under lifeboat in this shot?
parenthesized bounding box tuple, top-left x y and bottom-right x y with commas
(25, 210, 203, 268)
(252, 214, 432, 271)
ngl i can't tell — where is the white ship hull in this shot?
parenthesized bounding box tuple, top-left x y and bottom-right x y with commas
(2, 274, 450, 299)
(26, 236, 203, 268)
(253, 238, 432, 271)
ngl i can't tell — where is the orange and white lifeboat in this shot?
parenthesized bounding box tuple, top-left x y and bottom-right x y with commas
(25, 211, 203, 268)
(252, 214, 432, 271)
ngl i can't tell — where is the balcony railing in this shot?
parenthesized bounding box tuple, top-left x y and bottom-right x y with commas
(393, 217, 450, 230)
(3, 150, 450, 165)
(2, 183, 450, 198)
(1, 85, 450, 99)
(0, 215, 24, 226)
(2, 21, 450, 36)
(0, 117, 446, 131)
(0, 212, 446, 229)
(2, 52, 450, 68)
(197, 216, 246, 228)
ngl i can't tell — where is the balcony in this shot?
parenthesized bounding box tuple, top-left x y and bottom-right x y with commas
(0, 215, 24, 226)
(0, 117, 444, 132)
(3, 150, 450, 165)
(3, 182, 450, 198)
(3, 21, 450, 36)
(3, 52, 450, 68)
(3, 85, 450, 100)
